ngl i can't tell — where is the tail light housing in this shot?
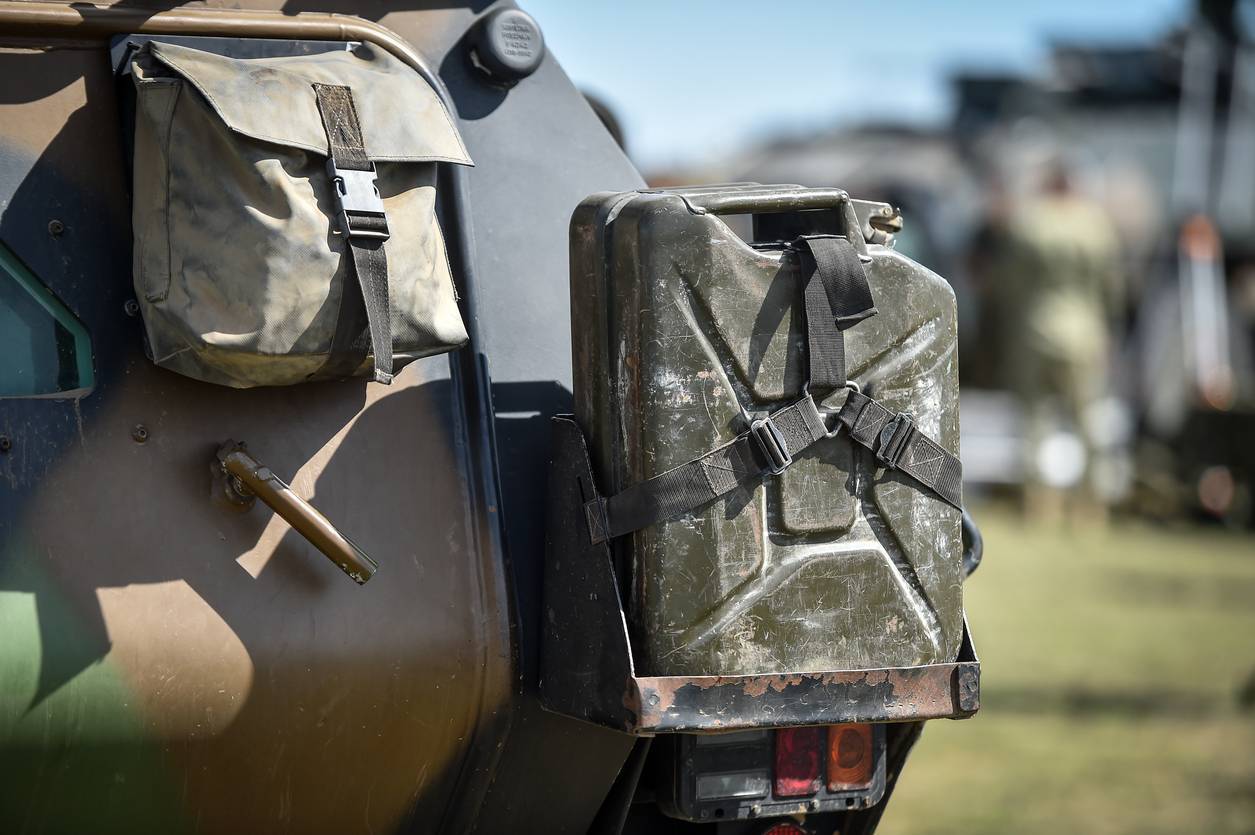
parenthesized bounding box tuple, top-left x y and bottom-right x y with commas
(659, 724, 886, 823)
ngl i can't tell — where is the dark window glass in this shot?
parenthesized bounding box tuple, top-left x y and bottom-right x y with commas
(0, 244, 93, 398)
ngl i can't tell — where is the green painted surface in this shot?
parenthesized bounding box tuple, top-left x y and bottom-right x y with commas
(0, 528, 189, 834)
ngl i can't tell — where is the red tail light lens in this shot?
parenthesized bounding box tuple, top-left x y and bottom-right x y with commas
(773, 726, 823, 797)
(762, 824, 809, 835)
(827, 723, 873, 789)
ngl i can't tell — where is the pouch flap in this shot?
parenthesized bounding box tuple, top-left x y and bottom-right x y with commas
(139, 40, 472, 165)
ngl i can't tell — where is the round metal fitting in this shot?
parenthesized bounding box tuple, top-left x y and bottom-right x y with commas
(131, 424, 149, 444)
(469, 8, 544, 85)
(47, 219, 64, 236)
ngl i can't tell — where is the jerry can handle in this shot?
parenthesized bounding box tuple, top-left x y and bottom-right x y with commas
(961, 510, 983, 578)
(676, 187, 867, 256)
(214, 440, 379, 585)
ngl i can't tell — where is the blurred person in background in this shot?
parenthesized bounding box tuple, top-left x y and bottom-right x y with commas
(1001, 160, 1126, 523)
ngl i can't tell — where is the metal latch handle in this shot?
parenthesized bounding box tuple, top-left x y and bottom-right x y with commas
(676, 187, 868, 258)
(215, 441, 379, 585)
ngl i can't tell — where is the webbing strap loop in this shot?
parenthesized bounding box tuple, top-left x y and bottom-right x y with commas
(792, 235, 876, 392)
(584, 395, 829, 544)
(838, 390, 964, 510)
(875, 412, 916, 470)
(312, 83, 394, 385)
(583, 232, 962, 544)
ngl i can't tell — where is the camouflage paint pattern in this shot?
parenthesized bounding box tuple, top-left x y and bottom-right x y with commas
(0, 13, 513, 833)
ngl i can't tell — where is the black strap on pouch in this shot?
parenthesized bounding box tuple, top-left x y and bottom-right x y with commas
(312, 83, 394, 384)
(583, 234, 963, 545)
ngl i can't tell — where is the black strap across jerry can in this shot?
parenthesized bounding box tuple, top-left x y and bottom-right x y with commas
(541, 184, 978, 734)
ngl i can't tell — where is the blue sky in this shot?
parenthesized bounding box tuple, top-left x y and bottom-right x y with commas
(521, 1, 1188, 171)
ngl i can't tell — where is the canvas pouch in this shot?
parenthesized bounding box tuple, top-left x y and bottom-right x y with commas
(129, 40, 472, 387)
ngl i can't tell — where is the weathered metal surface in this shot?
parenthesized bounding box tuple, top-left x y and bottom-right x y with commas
(0, 2, 638, 832)
(540, 415, 980, 735)
(0, 0, 435, 75)
(631, 627, 980, 733)
(571, 184, 965, 678)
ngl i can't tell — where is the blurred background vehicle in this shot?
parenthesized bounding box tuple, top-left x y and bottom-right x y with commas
(529, 0, 1255, 831)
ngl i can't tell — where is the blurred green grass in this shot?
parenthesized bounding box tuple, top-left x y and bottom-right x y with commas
(878, 507, 1255, 835)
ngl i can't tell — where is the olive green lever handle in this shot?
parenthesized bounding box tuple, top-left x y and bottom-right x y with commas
(214, 440, 378, 585)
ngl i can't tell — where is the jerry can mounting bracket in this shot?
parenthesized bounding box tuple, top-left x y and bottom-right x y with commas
(539, 415, 981, 736)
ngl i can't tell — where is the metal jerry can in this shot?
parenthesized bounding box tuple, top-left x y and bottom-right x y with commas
(570, 184, 965, 678)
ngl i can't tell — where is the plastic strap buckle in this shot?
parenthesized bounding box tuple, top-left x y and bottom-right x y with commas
(327, 159, 390, 242)
(750, 416, 793, 475)
(875, 412, 916, 470)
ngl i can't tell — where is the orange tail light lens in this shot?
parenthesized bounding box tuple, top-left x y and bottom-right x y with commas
(827, 723, 873, 790)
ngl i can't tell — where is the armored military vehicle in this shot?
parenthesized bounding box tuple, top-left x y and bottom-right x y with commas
(0, 3, 980, 833)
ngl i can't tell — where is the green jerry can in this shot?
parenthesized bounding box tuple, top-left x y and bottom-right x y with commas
(570, 184, 965, 678)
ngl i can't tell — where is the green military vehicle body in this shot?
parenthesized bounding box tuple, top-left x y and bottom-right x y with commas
(0, 3, 979, 833)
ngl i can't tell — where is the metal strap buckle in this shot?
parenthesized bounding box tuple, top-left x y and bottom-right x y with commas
(750, 416, 792, 475)
(875, 412, 916, 470)
(327, 159, 390, 241)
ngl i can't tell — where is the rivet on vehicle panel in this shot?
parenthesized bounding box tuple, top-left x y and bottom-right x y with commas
(47, 219, 64, 236)
(0, 435, 11, 453)
(132, 424, 149, 444)
(124, 299, 140, 317)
